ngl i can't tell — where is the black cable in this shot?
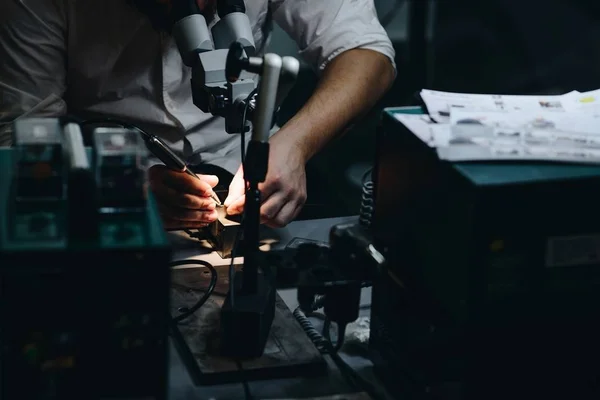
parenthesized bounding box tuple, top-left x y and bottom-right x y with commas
(169, 259, 217, 324)
(322, 319, 346, 352)
(292, 308, 329, 353)
(235, 360, 254, 400)
(312, 282, 371, 312)
(292, 307, 387, 400)
(240, 89, 257, 163)
(312, 294, 327, 310)
(336, 324, 346, 352)
(240, 89, 256, 197)
(228, 215, 245, 308)
(359, 167, 375, 229)
(327, 343, 387, 400)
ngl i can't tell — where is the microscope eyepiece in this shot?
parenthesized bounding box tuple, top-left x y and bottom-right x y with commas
(170, 0, 202, 26)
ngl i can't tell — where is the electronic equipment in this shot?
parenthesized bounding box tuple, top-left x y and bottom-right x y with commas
(271, 223, 381, 328)
(268, 106, 600, 399)
(12, 119, 66, 202)
(0, 120, 172, 399)
(94, 127, 147, 211)
(368, 107, 600, 399)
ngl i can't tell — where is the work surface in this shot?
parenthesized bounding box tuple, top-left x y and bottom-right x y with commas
(167, 216, 380, 400)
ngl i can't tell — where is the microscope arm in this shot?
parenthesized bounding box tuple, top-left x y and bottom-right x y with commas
(217, 49, 300, 359)
(225, 43, 301, 137)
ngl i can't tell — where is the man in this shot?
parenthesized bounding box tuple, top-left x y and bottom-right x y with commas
(0, 0, 395, 229)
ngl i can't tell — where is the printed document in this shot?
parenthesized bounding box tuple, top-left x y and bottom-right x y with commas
(420, 89, 578, 123)
(392, 103, 600, 164)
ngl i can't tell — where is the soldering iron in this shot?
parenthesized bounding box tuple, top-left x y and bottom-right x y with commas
(140, 130, 223, 206)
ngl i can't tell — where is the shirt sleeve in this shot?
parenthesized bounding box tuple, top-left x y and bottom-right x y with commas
(269, 0, 396, 75)
(0, 0, 68, 146)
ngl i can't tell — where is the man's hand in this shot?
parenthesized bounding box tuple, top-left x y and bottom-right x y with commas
(225, 49, 394, 228)
(223, 135, 307, 228)
(149, 165, 219, 230)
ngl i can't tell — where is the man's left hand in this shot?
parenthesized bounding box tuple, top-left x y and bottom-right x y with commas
(223, 135, 307, 228)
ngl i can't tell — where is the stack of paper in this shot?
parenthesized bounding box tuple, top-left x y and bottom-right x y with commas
(392, 88, 600, 164)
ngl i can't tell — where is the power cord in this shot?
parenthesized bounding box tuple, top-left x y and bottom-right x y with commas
(240, 89, 257, 163)
(169, 259, 217, 324)
(235, 360, 254, 400)
(292, 308, 330, 353)
(359, 167, 375, 229)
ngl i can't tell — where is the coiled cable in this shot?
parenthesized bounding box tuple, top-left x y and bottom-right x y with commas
(312, 294, 327, 311)
(293, 306, 387, 400)
(170, 259, 218, 324)
(358, 169, 375, 228)
(293, 307, 330, 353)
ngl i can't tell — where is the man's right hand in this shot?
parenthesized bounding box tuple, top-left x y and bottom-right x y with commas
(148, 165, 219, 230)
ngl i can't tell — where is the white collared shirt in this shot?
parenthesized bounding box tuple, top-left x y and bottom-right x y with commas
(0, 0, 395, 173)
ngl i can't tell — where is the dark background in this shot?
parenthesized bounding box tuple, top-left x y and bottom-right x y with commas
(268, 0, 600, 219)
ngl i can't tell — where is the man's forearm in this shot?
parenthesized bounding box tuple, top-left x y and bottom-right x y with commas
(271, 48, 395, 161)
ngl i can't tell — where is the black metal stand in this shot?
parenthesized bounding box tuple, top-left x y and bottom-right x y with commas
(219, 140, 276, 359)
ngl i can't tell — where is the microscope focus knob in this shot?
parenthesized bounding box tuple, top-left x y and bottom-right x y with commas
(226, 42, 263, 82)
(226, 42, 248, 83)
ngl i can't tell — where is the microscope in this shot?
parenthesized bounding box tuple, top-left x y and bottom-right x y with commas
(170, 0, 300, 358)
(171, 0, 298, 134)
